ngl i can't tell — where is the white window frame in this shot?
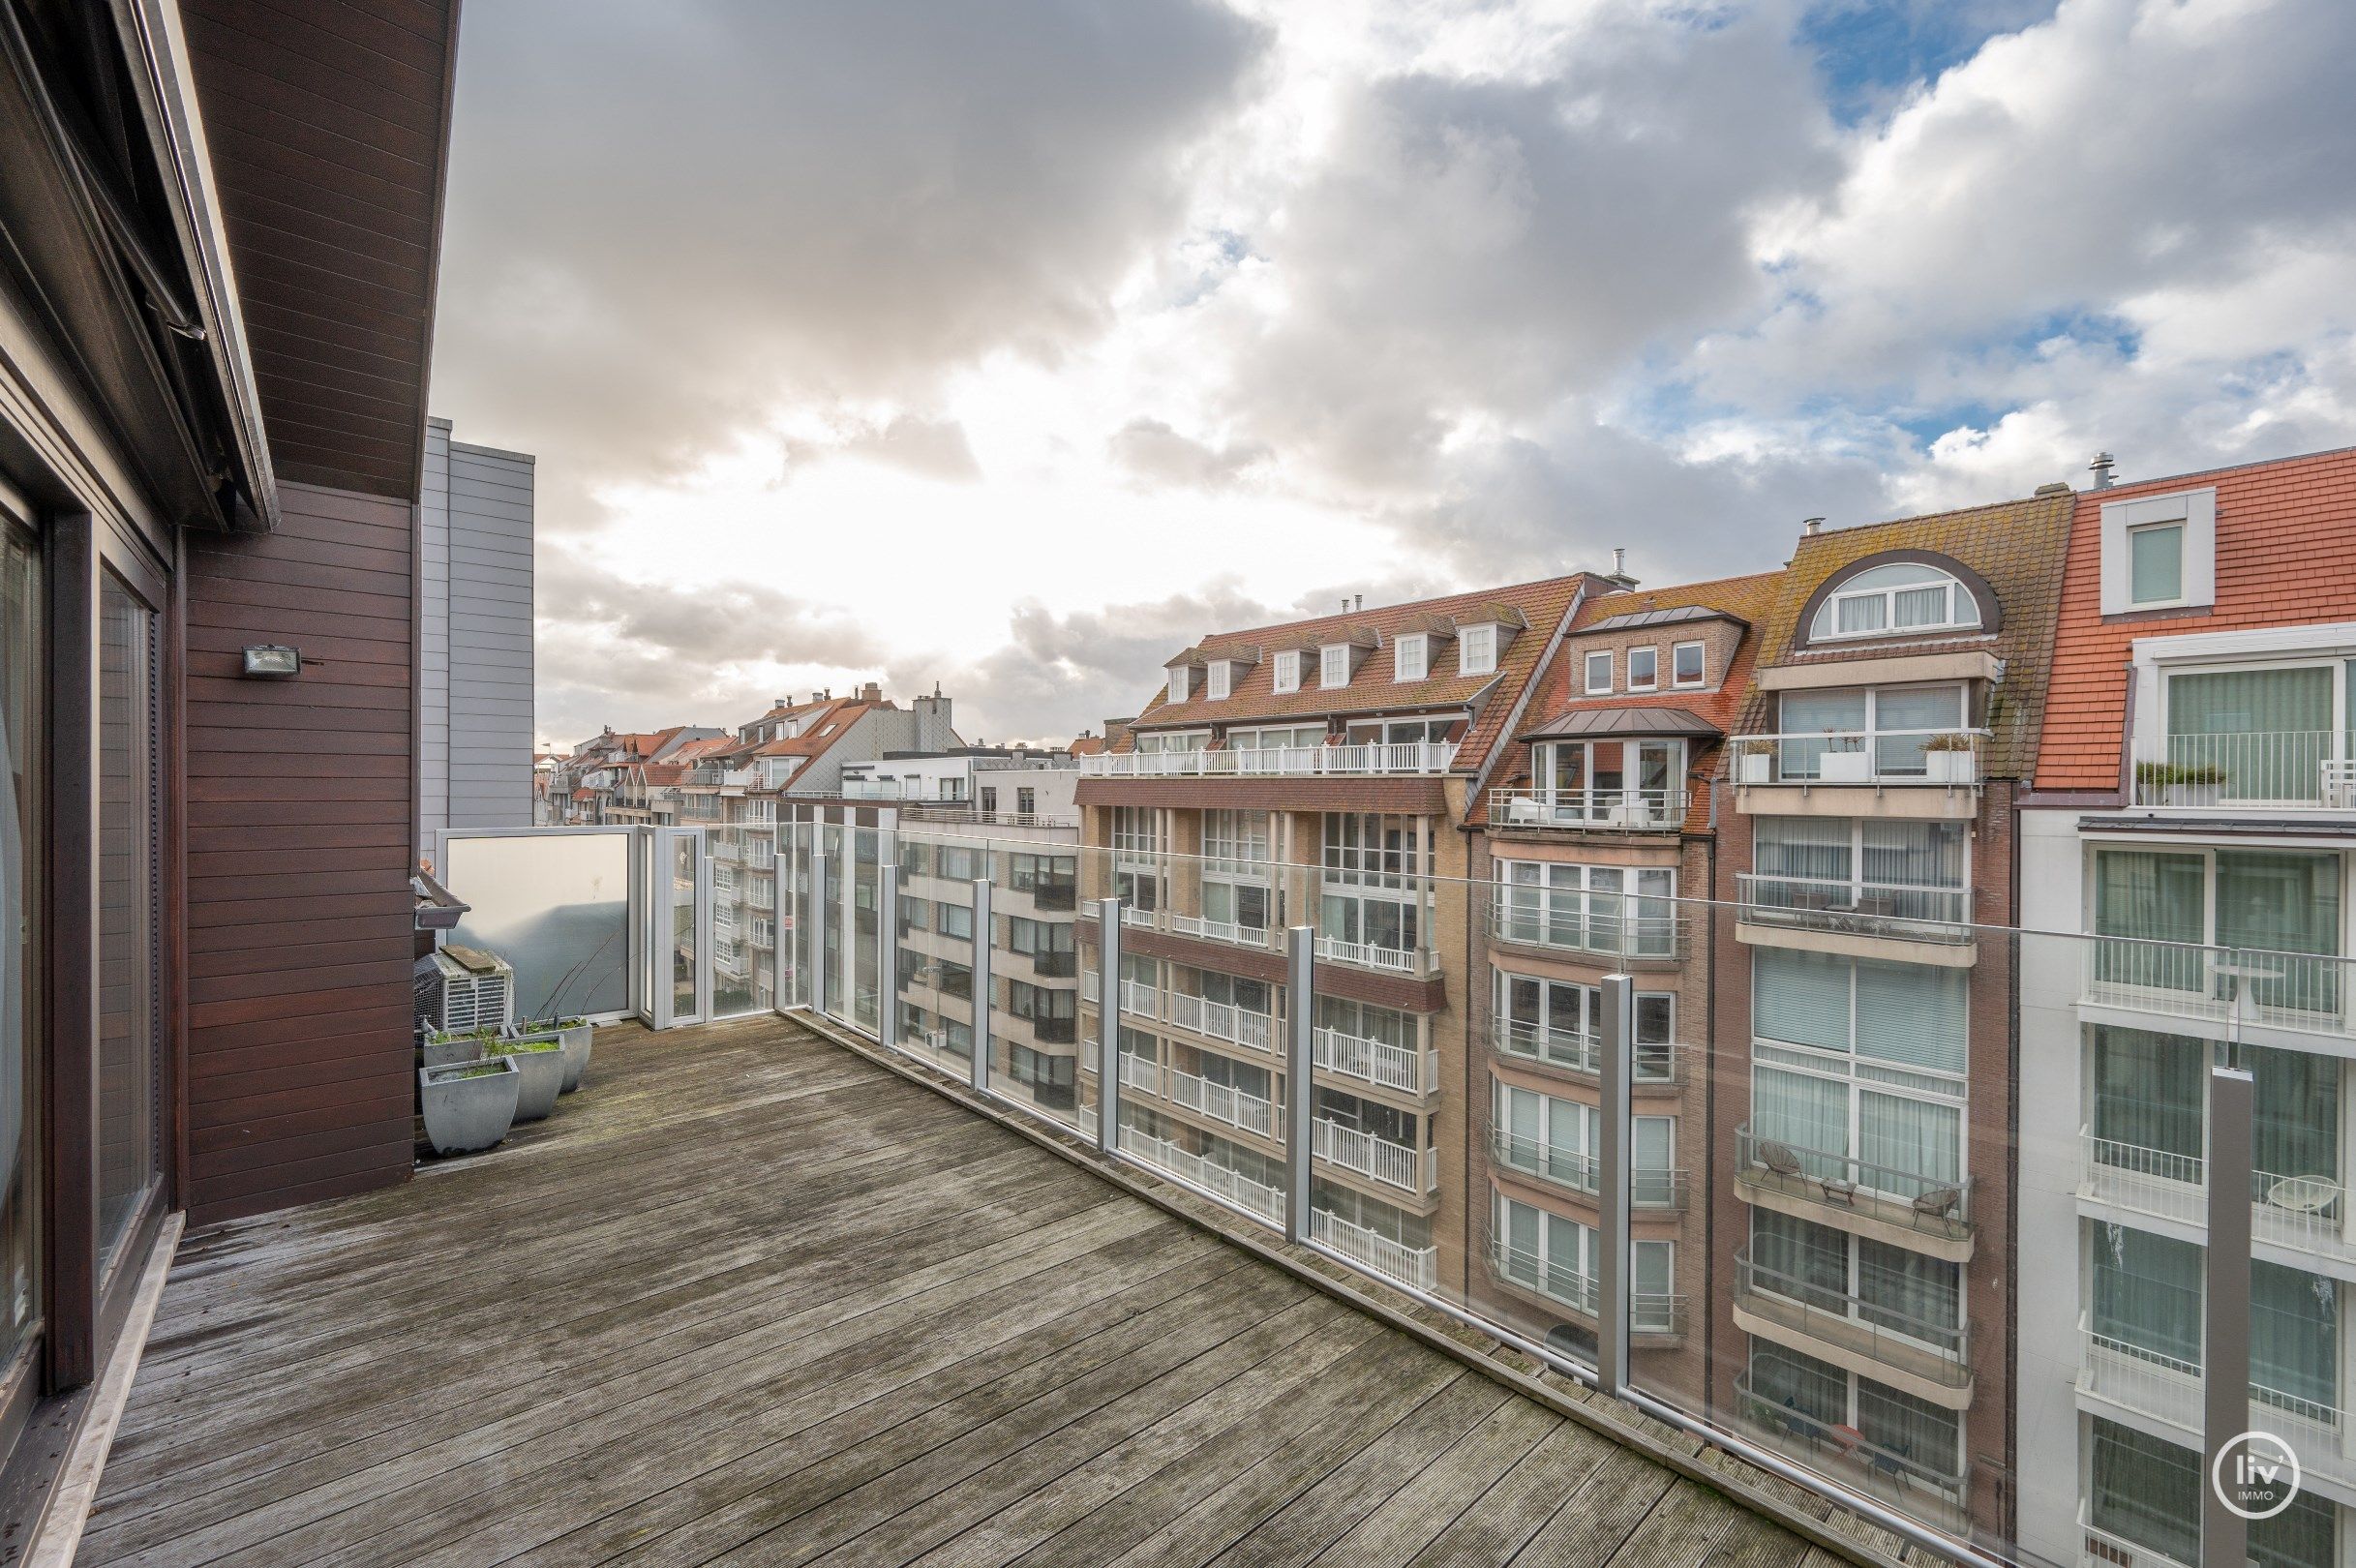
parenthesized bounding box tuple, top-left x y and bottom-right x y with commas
(1672, 640, 1706, 688)
(1207, 660, 1231, 701)
(1585, 649, 1613, 694)
(1321, 644, 1352, 687)
(1812, 566, 1982, 642)
(1395, 633, 1429, 682)
(1272, 649, 1301, 694)
(1626, 646, 1659, 691)
(2100, 487, 2216, 615)
(1167, 664, 1191, 703)
(1460, 623, 1497, 676)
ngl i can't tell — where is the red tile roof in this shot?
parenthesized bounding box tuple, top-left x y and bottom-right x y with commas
(2034, 445, 2356, 792)
(1119, 573, 1605, 771)
(1472, 570, 1784, 829)
(750, 698, 888, 760)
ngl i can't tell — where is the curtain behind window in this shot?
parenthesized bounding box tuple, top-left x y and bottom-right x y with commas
(2091, 1027, 2204, 1162)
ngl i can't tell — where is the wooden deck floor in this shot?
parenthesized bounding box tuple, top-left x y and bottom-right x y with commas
(78, 1015, 1825, 1568)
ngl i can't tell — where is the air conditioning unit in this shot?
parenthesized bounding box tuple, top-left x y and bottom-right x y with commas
(414, 945, 514, 1034)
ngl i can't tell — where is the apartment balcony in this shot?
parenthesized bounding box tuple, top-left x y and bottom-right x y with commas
(2078, 936, 2354, 1049)
(1029, 949, 1078, 979)
(1731, 1250, 1975, 1409)
(1732, 1372, 1973, 1535)
(1312, 1119, 1437, 1196)
(1486, 1237, 1685, 1338)
(710, 837, 742, 862)
(1160, 1064, 1279, 1139)
(1487, 895, 1685, 967)
(1313, 931, 1439, 980)
(1488, 1129, 1688, 1210)
(2075, 1516, 2194, 1568)
(1494, 1017, 1599, 1075)
(1163, 991, 1279, 1054)
(1118, 1130, 1285, 1224)
(900, 803, 1080, 830)
(2075, 1318, 2351, 1492)
(1155, 908, 1284, 955)
(1734, 873, 1974, 960)
(1486, 787, 1688, 834)
(1078, 740, 1458, 778)
(1031, 875, 1078, 913)
(1734, 1125, 1976, 1262)
(1308, 1209, 1437, 1292)
(2078, 1132, 2356, 1273)
(1731, 730, 1986, 820)
(2130, 729, 2356, 812)
(1312, 1026, 1437, 1098)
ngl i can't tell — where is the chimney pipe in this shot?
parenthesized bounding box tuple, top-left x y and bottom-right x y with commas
(2088, 451, 2116, 490)
(1353, 594, 1363, 612)
(1802, 517, 1826, 536)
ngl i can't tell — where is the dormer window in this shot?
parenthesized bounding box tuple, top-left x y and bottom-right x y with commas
(1809, 560, 1984, 641)
(2100, 488, 2215, 613)
(1460, 624, 1496, 676)
(1168, 664, 1191, 704)
(1395, 634, 1429, 682)
(1585, 650, 1613, 694)
(1627, 647, 1658, 690)
(1207, 660, 1231, 701)
(1673, 641, 1705, 687)
(1321, 645, 1351, 687)
(1273, 650, 1301, 694)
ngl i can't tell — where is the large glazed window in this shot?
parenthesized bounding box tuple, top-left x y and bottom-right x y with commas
(98, 572, 159, 1264)
(0, 527, 36, 1384)
(1807, 560, 1983, 641)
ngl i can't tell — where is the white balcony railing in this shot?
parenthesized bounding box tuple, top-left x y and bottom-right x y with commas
(1162, 1065, 1278, 1138)
(1122, 1131, 1284, 1223)
(2078, 1131, 2356, 1267)
(1731, 728, 1987, 788)
(1078, 740, 1457, 778)
(1314, 933, 1432, 977)
(2076, 1317, 2346, 1487)
(1488, 893, 1679, 961)
(1312, 1027, 1437, 1096)
(1494, 1017, 1599, 1075)
(1163, 992, 1277, 1052)
(1487, 787, 1687, 831)
(2131, 730, 2356, 810)
(1118, 1052, 1163, 1096)
(1736, 873, 1971, 941)
(1118, 979, 1161, 1020)
(2080, 935, 2353, 1044)
(1160, 910, 1282, 952)
(1309, 1209, 1436, 1291)
(1313, 1119, 1437, 1194)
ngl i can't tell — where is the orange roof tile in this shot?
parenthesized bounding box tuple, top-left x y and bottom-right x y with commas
(2034, 445, 2356, 792)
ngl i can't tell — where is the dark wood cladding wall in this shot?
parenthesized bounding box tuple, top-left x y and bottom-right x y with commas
(181, 482, 417, 1224)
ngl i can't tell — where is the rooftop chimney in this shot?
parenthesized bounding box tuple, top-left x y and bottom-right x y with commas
(1802, 517, 1826, 536)
(860, 679, 881, 703)
(1603, 548, 1640, 591)
(1353, 594, 1363, 612)
(2088, 451, 2116, 490)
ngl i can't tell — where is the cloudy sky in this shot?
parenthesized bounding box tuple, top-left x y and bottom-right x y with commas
(427, 0, 2356, 750)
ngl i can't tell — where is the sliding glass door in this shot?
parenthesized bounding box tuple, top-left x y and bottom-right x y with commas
(96, 572, 159, 1266)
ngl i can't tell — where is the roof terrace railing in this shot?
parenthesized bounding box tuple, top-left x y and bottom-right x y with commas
(1078, 740, 1457, 778)
(2129, 729, 2356, 809)
(1729, 728, 1987, 787)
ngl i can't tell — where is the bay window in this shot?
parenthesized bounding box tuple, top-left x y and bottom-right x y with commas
(1494, 971, 1675, 1079)
(1494, 859, 1676, 958)
(1531, 738, 1682, 823)
(1750, 949, 1966, 1196)
(1750, 1210, 1961, 1352)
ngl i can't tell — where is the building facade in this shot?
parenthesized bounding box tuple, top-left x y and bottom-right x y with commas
(1072, 574, 1602, 1291)
(418, 418, 536, 835)
(2016, 446, 2356, 1568)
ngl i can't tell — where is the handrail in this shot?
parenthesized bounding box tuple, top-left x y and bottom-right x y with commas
(1488, 786, 1687, 831)
(1078, 740, 1458, 778)
(1730, 727, 1987, 787)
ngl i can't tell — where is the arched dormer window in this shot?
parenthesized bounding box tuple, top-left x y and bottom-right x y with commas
(1807, 558, 1985, 642)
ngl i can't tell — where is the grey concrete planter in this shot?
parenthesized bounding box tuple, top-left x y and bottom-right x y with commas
(556, 1020, 593, 1093)
(420, 1032, 494, 1070)
(500, 1040, 566, 1122)
(419, 1059, 520, 1156)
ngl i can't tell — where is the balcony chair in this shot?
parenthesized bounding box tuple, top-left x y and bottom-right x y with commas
(1912, 1186, 1964, 1231)
(1756, 1140, 1810, 1191)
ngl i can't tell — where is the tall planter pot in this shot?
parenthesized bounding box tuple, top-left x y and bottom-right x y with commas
(420, 1059, 521, 1156)
(499, 1039, 566, 1123)
(420, 1032, 492, 1070)
(556, 1020, 593, 1093)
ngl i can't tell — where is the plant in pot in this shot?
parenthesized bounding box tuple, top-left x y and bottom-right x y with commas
(419, 1057, 521, 1156)
(1922, 732, 1977, 785)
(491, 1030, 567, 1123)
(1735, 739, 1773, 786)
(420, 1022, 503, 1070)
(514, 1016, 594, 1093)
(2135, 759, 2227, 808)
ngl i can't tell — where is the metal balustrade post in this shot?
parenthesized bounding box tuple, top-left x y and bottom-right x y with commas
(970, 877, 992, 1092)
(809, 851, 830, 1019)
(2204, 1062, 2253, 1567)
(1286, 925, 1315, 1246)
(1096, 897, 1122, 1153)
(1597, 971, 1634, 1400)
(877, 862, 900, 1050)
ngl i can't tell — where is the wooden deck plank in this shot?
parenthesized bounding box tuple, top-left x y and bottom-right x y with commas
(80, 1016, 1816, 1568)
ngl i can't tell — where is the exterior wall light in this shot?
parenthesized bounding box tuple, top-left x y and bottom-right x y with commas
(241, 644, 301, 678)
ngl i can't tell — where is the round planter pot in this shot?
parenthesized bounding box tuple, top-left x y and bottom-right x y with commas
(557, 1022, 593, 1093)
(503, 1043, 566, 1122)
(419, 1059, 521, 1156)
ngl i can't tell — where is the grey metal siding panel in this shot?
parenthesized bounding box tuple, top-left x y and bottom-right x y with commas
(419, 420, 451, 838)
(443, 437, 536, 829)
